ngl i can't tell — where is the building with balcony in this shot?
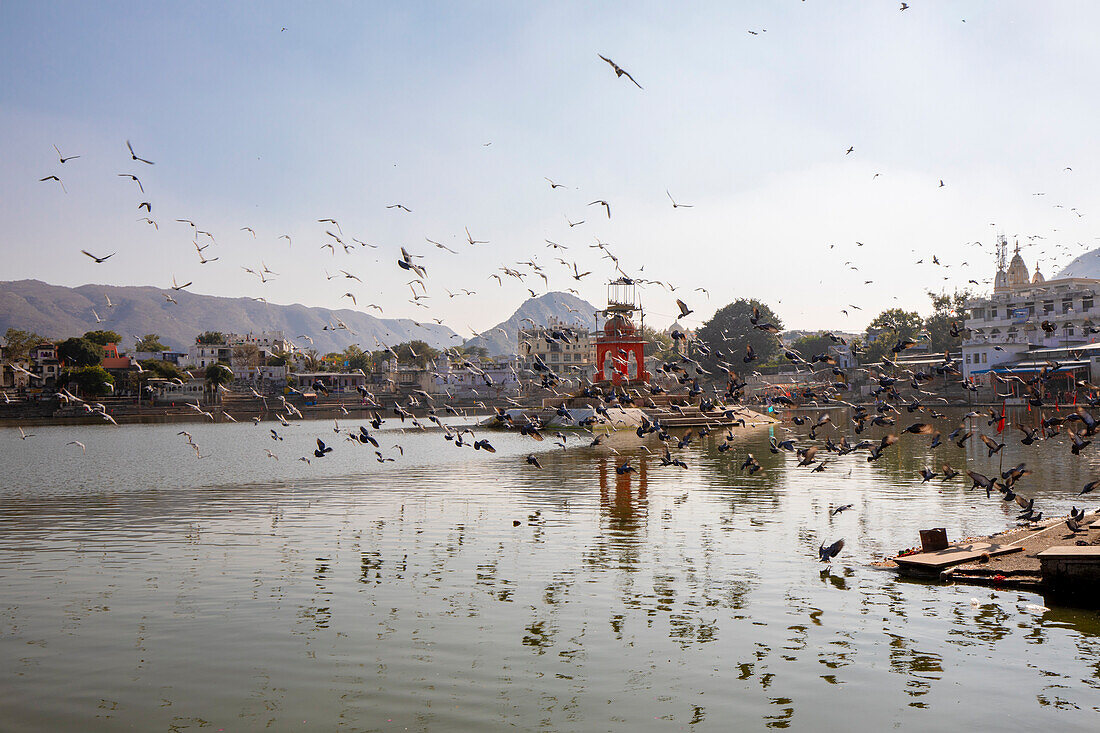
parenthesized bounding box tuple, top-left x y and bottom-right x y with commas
(518, 317, 595, 377)
(29, 343, 60, 386)
(962, 238, 1100, 384)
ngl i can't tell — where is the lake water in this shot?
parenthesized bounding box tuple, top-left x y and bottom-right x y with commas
(2, 408, 1099, 730)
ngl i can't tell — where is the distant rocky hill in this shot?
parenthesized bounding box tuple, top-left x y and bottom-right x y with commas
(463, 291, 597, 356)
(0, 279, 458, 354)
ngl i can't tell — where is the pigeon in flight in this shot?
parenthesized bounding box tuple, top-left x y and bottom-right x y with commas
(598, 54, 643, 89)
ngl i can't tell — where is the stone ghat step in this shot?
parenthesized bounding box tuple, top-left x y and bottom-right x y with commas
(939, 572, 1044, 590)
(893, 542, 1023, 575)
(647, 410, 777, 427)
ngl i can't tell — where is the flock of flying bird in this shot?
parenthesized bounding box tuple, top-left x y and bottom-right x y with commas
(17, 48, 1100, 564)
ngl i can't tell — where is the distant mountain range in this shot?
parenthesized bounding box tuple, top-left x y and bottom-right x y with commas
(0, 279, 459, 354)
(0, 280, 600, 359)
(463, 291, 597, 356)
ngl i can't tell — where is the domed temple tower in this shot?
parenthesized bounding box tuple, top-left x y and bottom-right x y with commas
(595, 278, 650, 385)
(1005, 242, 1030, 288)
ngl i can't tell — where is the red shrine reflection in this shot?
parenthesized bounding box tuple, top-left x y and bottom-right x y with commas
(597, 456, 649, 532)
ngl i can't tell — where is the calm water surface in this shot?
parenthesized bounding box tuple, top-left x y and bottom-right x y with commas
(2, 408, 1100, 730)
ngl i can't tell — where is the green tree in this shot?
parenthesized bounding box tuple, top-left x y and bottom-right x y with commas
(2, 328, 44, 360)
(641, 325, 677, 362)
(139, 359, 184, 381)
(83, 329, 123, 346)
(124, 359, 184, 398)
(924, 290, 971, 353)
(57, 337, 104, 367)
(135, 334, 167, 352)
(861, 308, 923, 364)
(791, 333, 835, 361)
(60, 365, 114, 397)
(696, 299, 784, 373)
(195, 331, 225, 345)
(392, 340, 440, 368)
(342, 344, 373, 372)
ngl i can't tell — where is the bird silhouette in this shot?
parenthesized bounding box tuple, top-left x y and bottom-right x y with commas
(126, 140, 154, 164)
(588, 200, 611, 218)
(81, 249, 115, 263)
(597, 54, 643, 89)
(819, 539, 845, 562)
(39, 175, 67, 193)
(53, 145, 80, 163)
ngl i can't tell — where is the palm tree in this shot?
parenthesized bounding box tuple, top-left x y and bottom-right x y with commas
(303, 348, 321, 371)
(204, 362, 233, 403)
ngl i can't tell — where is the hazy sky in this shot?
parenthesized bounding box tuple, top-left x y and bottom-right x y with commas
(3, 1, 1100, 335)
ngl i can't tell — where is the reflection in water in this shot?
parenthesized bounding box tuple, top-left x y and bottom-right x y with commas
(598, 455, 649, 555)
(1, 411, 1099, 729)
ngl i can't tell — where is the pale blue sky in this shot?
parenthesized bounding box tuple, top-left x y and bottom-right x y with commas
(3, 1, 1099, 333)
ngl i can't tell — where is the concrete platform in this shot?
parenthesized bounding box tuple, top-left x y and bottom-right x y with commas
(1036, 546, 1100, 558)
(894, 542, 1022, 577)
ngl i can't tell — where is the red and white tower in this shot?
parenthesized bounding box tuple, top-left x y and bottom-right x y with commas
(595, 278, 649, 385)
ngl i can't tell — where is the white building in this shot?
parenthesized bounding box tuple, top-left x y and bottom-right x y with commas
(518, 317, 594, 376)
(154, 377, 206, 403)
(962, 238, 1100, 383)
(434, 353, 520, 398)
(186, 331, 294, 384)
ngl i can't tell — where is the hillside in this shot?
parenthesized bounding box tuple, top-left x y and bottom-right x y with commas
(0, 279, 458, 354)
(464, 291, 597, 356)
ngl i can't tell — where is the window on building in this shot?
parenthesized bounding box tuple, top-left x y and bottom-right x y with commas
(1042, 300, 1054, 314)
(982, 352, 988, 363)
(1063, 300, 1073, 314)
(965, 354, 971, 364)
(990, 308, 998, 319)
(1084, 298, 1093, 313)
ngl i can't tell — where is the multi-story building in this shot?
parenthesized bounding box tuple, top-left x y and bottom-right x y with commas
(186, 331, 293, 385)
(518, 317, 595, 377)
(29, 343, 60, 386)
(962, 237, 1100, 383)
(188, 342, 232, 369)
(433, 353, 520, 398)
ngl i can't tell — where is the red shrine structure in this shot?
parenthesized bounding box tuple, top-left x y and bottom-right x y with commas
(595, 278, 650, 385)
